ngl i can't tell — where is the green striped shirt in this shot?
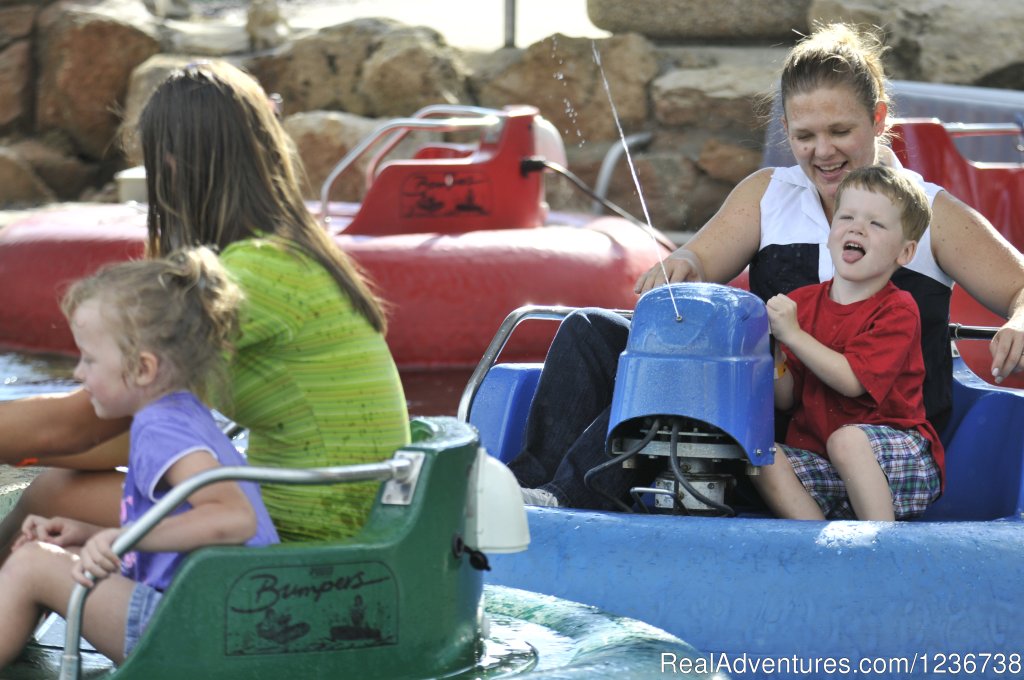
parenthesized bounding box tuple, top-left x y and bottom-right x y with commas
(218, 238, 410, 541)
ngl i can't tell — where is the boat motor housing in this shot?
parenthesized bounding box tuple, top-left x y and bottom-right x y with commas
(606, 283, 774, 513)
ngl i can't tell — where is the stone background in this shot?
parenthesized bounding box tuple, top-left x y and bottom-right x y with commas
(1, 0, 1023, 236)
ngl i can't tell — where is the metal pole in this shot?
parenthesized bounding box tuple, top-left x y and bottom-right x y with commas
(504, 0, 516, 48)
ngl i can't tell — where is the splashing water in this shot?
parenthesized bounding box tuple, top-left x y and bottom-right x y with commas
(590, 41, 681, 319)
(549, 37, 586, 147)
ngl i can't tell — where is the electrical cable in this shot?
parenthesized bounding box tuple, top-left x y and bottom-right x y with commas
(584, 418, 663, 513)
(519, 157, 678, 252)
(668, 420, 735, 517)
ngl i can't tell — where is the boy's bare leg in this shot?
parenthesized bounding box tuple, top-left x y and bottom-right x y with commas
(827, 426, 895, 521)
(0, 541, 133, 668)
(750, 445, 826, 520)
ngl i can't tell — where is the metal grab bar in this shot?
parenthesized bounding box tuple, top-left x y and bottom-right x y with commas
(456, 305, 633, 422)
(363, 104, 506, 186)
(949, 323, 999, 340)
(591, 131, 653, 213)
(942, 122, 1024, 138)
(60, 458, 413, 680)
(318, 112, 501, 222)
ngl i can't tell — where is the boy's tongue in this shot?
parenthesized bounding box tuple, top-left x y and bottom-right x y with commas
(842, 245, 864, 263)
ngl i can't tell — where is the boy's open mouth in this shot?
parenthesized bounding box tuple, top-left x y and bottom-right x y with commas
(842, 241, 865, 263)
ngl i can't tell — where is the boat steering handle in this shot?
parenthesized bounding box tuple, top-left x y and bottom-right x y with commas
(318, 110, 501, 224)
(59, 458, 414, 680)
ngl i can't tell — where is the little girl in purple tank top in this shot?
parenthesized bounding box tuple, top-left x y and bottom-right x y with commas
(0, 247, 278, 669)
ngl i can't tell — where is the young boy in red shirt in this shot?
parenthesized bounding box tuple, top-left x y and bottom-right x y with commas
(753, 165, 943, 520)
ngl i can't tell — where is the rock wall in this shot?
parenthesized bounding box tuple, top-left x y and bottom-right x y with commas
(1, 0, 1023, 236)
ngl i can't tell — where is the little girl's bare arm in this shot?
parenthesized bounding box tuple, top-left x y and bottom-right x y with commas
(131, 450, 258, 554)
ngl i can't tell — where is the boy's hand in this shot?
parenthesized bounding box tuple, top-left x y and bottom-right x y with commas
(74, 527, 123, 586)
(766, 294, 800, 343)
(15, 515, 94, 551)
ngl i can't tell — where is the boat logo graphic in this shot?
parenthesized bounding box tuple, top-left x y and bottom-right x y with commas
(225, 561, 397, 655)
(402, 172, 492, 218)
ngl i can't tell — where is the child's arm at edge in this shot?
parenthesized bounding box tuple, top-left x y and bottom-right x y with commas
(767, 294, 865, 398)
(773, 345, 795, 411)
(74, 450, 259, 586)
(134, 450, 259, 553)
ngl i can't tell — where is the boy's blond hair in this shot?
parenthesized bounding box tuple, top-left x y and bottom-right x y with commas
(835, 165, 931, 242)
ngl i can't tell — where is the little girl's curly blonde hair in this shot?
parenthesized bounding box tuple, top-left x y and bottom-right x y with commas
(61, 246, 242, 400)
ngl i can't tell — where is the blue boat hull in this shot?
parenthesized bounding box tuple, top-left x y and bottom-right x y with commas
(489, 510, 1023, 673)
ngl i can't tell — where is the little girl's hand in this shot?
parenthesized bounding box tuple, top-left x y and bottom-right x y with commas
(74, 528, 123, 586)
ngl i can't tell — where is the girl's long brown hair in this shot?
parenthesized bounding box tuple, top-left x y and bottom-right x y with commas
(136, 60, 386, 332)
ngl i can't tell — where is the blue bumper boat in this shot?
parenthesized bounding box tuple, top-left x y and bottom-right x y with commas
(467, 283, 1024, 679)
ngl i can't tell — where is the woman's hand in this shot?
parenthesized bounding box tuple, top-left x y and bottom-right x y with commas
(74, 527, 123, 586)
(634, 249, 705, 295)
(15, 514, 100, 551)
(990, 320, 1024, 384)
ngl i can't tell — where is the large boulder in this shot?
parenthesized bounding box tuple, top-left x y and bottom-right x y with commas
(810, 0, 1024, 88)
(0, 40, 31, 133)
(35, 0, 160, 160)
(8, 136, 101, 201)
(283, 110, 380, 202)
(588, 0, 810, 43)
(249, 19, 397, 116)
(249, 19, 469, 118)
(652, 62, 777, 138)
(0, 147, 56, 207)
(0, 3, 37, 50)
(358, 25, 469, 117)
(474, 33, 658, 144)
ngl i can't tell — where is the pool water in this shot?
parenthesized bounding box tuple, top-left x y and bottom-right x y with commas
(0, 351, 77, 401)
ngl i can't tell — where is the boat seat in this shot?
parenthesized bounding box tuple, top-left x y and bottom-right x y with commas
(410, 143, 476, 160)
(470, 362, 542, 463)
(890, 119, 1024, 243)
(922, 355, 1024, 521)
(470, 355, 1024, 521)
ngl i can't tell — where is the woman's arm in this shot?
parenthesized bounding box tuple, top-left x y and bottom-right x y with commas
(930, 192, 1024, 381)
(131, 450, 258, 553)
(0, 389, 130, 463)
(635, 168, 771, 294)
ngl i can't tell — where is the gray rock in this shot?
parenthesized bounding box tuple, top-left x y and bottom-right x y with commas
(0, 147, 56, 207)
(588, 0, 810, 42)
(810, 0, 1024, 87)
(0, 40, 31, 133)
(652, 63, 776, 133)
(358, 25, 469, 117)
(248, 19, 401, 116)
(474, 33, 658, 144)
(0, 4, 37, 49)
